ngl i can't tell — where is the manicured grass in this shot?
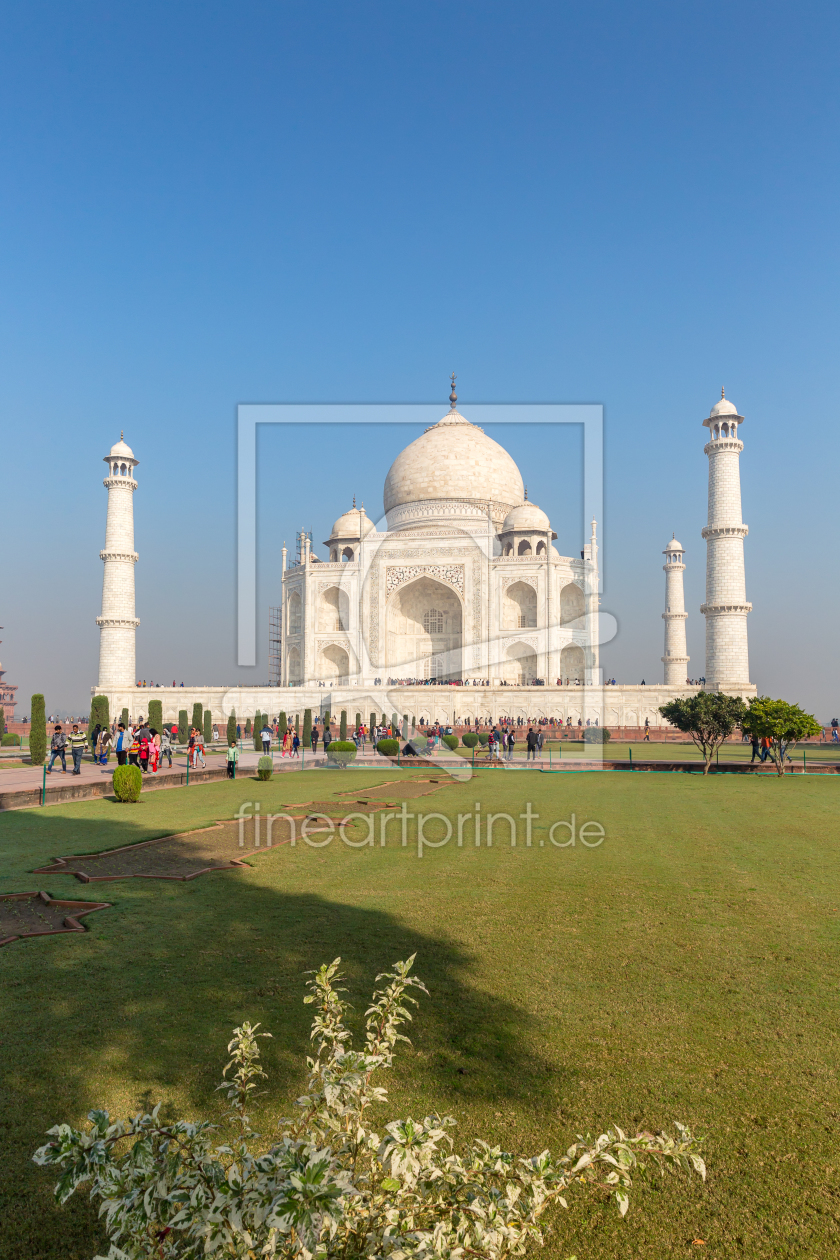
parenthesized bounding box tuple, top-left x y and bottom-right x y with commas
(1, 769, 839, 1258)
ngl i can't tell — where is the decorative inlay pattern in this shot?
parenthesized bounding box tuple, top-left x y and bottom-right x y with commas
(386, 565, 464, 597)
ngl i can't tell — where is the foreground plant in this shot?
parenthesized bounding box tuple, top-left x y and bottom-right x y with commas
(34, 957, 706, 1259)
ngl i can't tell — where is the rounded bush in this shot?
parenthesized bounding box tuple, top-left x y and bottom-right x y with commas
(582, 726, 611, 744)
(2, 733, 21, 747)
(442, 734, 459, 751)
(461, 732, 479, 748)
(477, 732, 489, 747)
(327, 740, 357, 767)
(376, 738, 399, 757)
(257, 755, 273, 781)
(113, 764, 142, 802)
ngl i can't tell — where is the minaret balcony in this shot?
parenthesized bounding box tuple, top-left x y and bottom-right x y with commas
(701, 524, 748, 540)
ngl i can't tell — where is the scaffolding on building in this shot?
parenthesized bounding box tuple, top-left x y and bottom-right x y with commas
(268, 606, 282, 687)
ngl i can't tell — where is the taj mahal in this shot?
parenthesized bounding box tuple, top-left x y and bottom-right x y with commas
(92, 383, 756, 728)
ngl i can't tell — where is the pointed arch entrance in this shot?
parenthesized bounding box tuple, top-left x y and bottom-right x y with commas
(386, 576, 462, 680)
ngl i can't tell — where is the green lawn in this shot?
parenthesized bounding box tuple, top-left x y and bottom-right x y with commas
(1, 768, 839, 1259)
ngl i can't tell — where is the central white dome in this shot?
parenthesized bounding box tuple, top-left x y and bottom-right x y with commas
(383, 409, 524, 520)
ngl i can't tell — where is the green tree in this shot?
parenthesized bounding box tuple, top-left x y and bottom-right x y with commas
(245, 717, 252, 735)
(742, 696, 822, 777)
(178, 710, 189, 745)
(254, 712, 264, 751)
(355, 711, 361, 734)
(303, 709, 312, 748)
(29, 693, 46, 766)
(278, 711, 287, 736)
(369, 711, 376, 737)
(148, 699, 163, 732)
(227, 710, 237, 745)
(121, 707, 129, 729)
(340, 710, 347, 740)
(191, 702, 203, 735)
(89, 694, 109, 743)
(0, 706, 6, 739)
(203, 708, 212, 745)
(658, 691, 747, 775)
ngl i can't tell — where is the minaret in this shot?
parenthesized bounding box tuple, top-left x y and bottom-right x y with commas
(661, 536, 689, 684)
(701, 390, 751, 689)
(97, 435, 139, 688)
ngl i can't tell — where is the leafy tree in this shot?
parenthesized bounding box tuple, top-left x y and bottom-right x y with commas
(147, 699, 162, 732)
(35, 958, 705, 1258)
(203, 708, 212, 745)
(302, 708, 312, 748)
(0, 707, 5, 739)
(191, 702, 203, 735)
(226, 709, 237, 745)
(278, 711, 287, 736)
(659, 691, 747, 775)
(178, 709, 188, 745)
(742, 696, 822, 776)
(370, 711, 376, 736)
(253, 711, 264, 751)
(29, 694, 46, 765)
(120, 707, 129, 729)
(89, 694, 109, 743)
(340, 709, 347, 740)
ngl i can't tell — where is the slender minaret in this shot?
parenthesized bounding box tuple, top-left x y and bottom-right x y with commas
(97, 435, 139, 688)
(661, 536, 689, 684)
(701, 390, 751, 689)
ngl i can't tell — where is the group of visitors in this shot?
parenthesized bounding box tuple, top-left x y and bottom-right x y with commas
(45, 724, 88, 775)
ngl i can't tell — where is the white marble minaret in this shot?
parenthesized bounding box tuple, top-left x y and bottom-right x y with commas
(661, 536, 689, 684)
(701, 390, 751, 689)
(97, 436, 139, 688)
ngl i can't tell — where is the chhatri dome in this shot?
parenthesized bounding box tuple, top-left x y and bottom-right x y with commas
(709, 388, 740, 419)
(383, 376, 524, 525)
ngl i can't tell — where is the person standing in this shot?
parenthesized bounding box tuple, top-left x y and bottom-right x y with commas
(68, 724, 86, 775)
(310, 723, 318, 753)
(261, 722, 272, 756)
(159, 725, 172, 767)
(187, 728, 196, 768)
(292, 729, 300, 757)
(506, 728, 516, 761)
(749, 735, 761, 763)
(226, 739, 239, 778)
(150, 728, 161, 773)
(114, 723, 128, 765)
(138, 729, 150, 773)
(96, 726, 111, 765)
(196, 727, 206, 767)
(526, 727, 537, 761)
(643, 718, 651, 742)
(536, 728, 544, 757)
(46, 725, 67, 773)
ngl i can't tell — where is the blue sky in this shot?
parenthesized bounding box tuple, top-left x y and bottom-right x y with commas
(3, 0, 838, 718)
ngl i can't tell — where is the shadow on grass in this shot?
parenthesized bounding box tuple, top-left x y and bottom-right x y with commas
(1, 876, 560, 1260)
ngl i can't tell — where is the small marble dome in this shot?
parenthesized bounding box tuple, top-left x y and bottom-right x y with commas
(502, 500, 551, 533)
(665, 536, 684, 552)
(383, 408, 524, 515)
(327, 505, 374, 540)
(107, 437, 135, 461)
(709, 393, 739, 419)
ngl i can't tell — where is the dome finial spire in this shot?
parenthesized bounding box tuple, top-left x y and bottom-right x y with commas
(524, 485, 528, 500)
(448, 372, 457, 410)
(721, 386, 725, 399)
(352, 494, 356, 508)
(121, 430, 124, 440)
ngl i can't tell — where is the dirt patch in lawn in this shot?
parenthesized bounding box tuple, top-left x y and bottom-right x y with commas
(0, 890, 111, 945)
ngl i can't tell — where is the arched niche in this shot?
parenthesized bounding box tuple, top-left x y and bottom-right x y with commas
(288, 591, 302, 636)
(321, 643, 351, 684)
(560, 643, 585, 683)
(560, 582, 585, 626)
(386, 576, 462, 680)
(503, 581, 537, 630)
(319, 586, 350, 632)
(517, 538, 532, 555)
(503, 640, 538, 685)
(287, 646, 301, 685)
(341, 546, 354, 562)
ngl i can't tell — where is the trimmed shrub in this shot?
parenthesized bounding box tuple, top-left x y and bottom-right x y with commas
(278, 711, 287, 736)
(376, 738, 399, 757)
(257, 755, 273, 781)
(355, 712, 361, 734)
(113, 764, 143, 802)
(369, 711, 376, 737)
(226, 710, 236, 745)
(203, 709, 212, 745)
(583, 726, 611, 744)
(461, 731, 479, 748)
(245, 717, 252, 735)
(2, 732, 21, 746)
(477, 732, 489, 746)
(148, 699, 163, 733)
(178, 710, 188, 744)
(442, 734, 459, 751)
(191, 703, 203, 736)
(89, 694, 109, 741)
(327, 740, 357, 766)
(302, 709, 312, 748)
(253, 712, 263, 752)
(0, 707, 5, 738)
(121, 707, 129, 729)
(340, 710, 347, 741)
(29, 694, 46, 766)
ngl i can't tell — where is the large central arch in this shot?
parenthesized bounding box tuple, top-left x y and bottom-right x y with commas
(386, 576, 462, 680)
